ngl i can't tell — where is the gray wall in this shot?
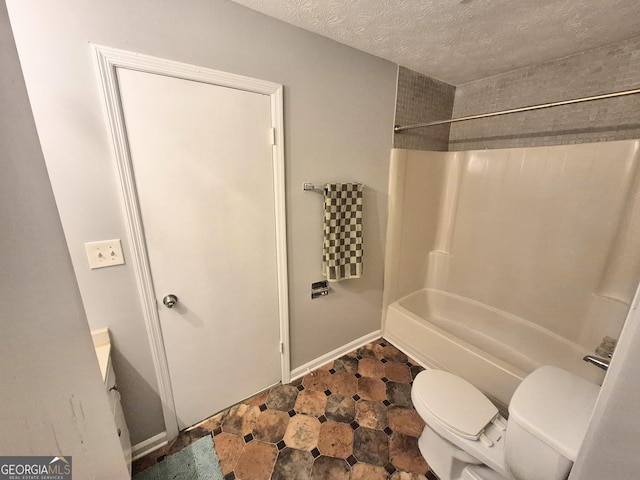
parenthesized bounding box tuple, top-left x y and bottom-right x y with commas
(450, 36, 640, 150)
(0, 2, 128, 476)
(394, 66, 456, 151)
(6, 0, 397, 445)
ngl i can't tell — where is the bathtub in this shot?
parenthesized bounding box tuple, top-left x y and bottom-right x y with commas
(384, 288, 605, 410)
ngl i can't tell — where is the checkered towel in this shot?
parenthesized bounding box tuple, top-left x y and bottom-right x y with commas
(322, 183, 363, 282)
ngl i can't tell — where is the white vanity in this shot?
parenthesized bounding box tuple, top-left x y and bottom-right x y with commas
(92, 328, 132, 473)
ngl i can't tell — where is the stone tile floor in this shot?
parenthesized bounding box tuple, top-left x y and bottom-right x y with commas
(133, 338, 439, 480)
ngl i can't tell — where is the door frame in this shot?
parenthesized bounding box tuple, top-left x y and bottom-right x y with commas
(93, 45, 290, 441)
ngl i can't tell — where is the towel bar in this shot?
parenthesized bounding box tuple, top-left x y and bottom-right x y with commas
(303, 182, 364, 192)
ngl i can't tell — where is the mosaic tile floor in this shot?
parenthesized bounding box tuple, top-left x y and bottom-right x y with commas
(133, 338, 439, 480)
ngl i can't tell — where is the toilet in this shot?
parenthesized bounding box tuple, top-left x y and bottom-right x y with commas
(411, 366, 600, 480)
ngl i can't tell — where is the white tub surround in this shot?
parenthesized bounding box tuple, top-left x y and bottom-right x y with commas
(383, 140, 640, 408)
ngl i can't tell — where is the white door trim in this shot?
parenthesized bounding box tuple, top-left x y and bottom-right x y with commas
(92, 45, 290, 440)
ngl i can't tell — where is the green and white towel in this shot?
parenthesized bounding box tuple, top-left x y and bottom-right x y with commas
(322, 183, 363, 282)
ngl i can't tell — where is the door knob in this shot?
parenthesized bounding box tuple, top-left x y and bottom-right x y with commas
(163, 294, 178, 308)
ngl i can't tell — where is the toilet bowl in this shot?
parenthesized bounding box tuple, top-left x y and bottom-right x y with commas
(411, 366, 599, 480)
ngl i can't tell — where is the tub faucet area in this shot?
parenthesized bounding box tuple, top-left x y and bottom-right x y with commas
(583, 336, 616, 370)
(583, 354, 611, 371)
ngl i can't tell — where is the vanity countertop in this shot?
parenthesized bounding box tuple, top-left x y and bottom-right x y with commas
(91, 328, 111, 383)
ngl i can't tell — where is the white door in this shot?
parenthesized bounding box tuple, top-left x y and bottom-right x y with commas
(117, 68, 282, 429)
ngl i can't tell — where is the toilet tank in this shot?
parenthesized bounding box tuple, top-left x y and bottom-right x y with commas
(504, 366, 600, 480)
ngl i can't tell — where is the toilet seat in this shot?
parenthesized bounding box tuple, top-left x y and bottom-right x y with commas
(412, 369, 513, 478)
(412, 370, 499, 440)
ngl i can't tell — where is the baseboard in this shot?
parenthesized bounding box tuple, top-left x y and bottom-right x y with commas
(131, 431, 168, 461)
(290, 330, 382, 381)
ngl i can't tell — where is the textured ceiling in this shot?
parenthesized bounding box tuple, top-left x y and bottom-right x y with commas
(230, 0, 640, 85)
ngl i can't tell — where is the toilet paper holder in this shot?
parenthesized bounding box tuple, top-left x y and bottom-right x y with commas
(311, 280, 329, 299)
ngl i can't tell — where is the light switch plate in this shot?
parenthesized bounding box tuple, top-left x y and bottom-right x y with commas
(85, 239, 125, 269)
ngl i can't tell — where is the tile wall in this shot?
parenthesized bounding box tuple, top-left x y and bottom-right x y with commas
(394, 66, 456, 151)
(393, 36, 640, 152)
(449, 36, 640, 150)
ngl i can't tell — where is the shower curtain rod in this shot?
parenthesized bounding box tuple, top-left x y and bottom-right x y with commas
(394, 87, 640, 133)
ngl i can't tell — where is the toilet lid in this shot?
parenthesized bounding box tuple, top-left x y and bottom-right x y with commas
(413, 370, 498, 440)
